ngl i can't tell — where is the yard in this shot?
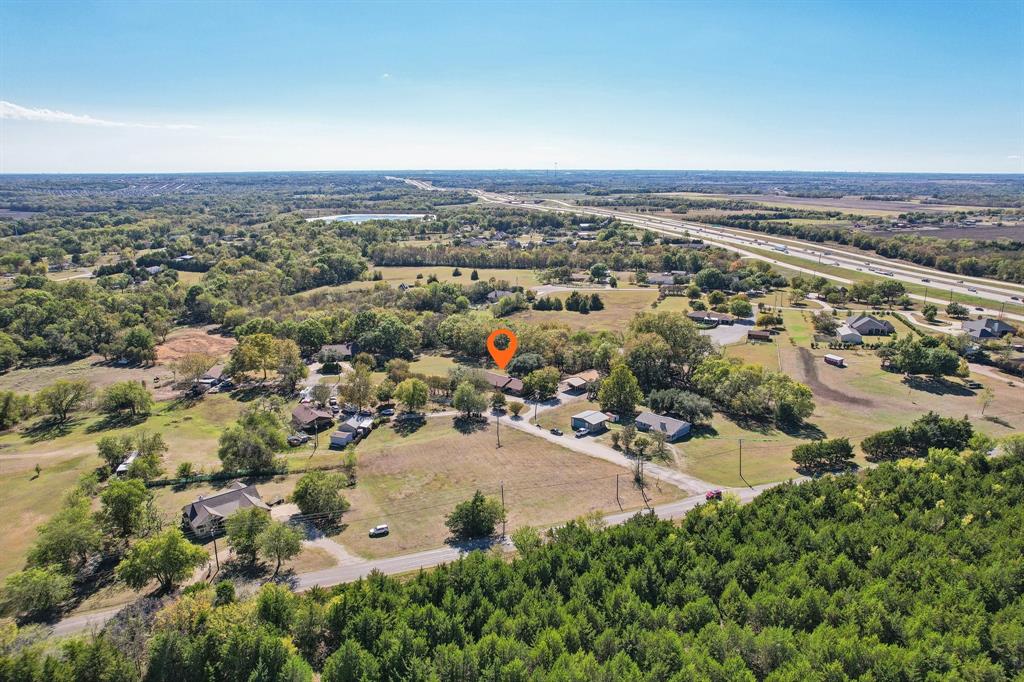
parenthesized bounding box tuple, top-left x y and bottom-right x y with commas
(0, 394, 243, 579)
(328, 417, 682, 559)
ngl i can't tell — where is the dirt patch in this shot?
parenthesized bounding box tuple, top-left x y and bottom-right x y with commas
(156, 327, 236, 363)
(796, 348, 874, 407)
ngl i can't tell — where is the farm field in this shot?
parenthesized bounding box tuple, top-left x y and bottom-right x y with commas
(514, 289, 659, 332)
(327, 417, 681, 559)
(657, 191, 992, 216)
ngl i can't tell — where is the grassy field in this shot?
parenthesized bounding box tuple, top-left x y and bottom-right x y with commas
(514, 289, 659, 332)
(327, 417, 681, 559)
(332, 266, 543, 292)
(408, 354, 459, 376)
(0, 394, 243, 579)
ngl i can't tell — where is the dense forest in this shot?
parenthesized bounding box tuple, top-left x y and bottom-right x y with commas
(2, 445, 1020, 681)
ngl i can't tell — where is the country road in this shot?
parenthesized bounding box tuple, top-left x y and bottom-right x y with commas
(50, 480, 782, 638)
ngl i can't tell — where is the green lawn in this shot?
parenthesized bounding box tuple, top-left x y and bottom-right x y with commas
(514, 289, 659, 331)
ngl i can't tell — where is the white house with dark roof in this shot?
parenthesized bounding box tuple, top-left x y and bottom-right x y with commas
(182, 482, 269, 537)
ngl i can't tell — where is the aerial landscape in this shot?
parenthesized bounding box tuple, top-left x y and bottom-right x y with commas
(0, 1, 1022, 680)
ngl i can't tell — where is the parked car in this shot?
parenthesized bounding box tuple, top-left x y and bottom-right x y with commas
(287, 433, 311, 447)
(379, 407, 395, 416)
(705, 489, 723, 501)
(966, 381, 983, 389)
(549, 428, 563, 436)
(574, 428, 589, 438)
(975, 306, 984, 311)
(369, 524, 390, 538)
(968, 287, 978, 293)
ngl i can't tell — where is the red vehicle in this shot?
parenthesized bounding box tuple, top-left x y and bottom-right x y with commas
(705, 489, 723, 501)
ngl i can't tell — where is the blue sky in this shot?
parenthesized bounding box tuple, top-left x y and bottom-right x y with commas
(1, 0, 1021, 173)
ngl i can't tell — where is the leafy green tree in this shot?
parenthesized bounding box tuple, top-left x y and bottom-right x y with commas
(946, 301, 969, 318)
(228, 332, 280, 381)
(791, 437, 855, 471)
(258, 521, 303, 576)
(28, 495, 102, 572)
(453, 381, 487, 417)
(507, 401, 525, 418)
(0, 331, 22, 371)
(218, 402, 287, 471)
(376, 378, 396, 404)
(276, 339, 308, 393)
(922, 303, 938, 322)
(225, 508, 272, 564)
(1, 566, 72, 618)
(291, 471, 350, 521)
(116, 529, 208, 591)
(522, 367, 560, 401)
(101, 478, 152, 538)
(341, 365, 374, 411)
(445, 490, 505, 540)
(394, 378, 429, 412)
(310, 383, 332, 407)
(598, 364, 643, 416)
(729, 298, 753, 318)
(36, 379, 93, 423)
(98, 381, 153, 418)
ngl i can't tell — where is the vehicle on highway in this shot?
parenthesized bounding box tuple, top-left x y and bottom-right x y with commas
(957, 280, 965, 284)
(574, 428, 589, 438)
(968, 287, 978, 293)
(921, 278, 930, 283)
(975, 306, 984, 311)
(369, 524, 390, 538)
(705, 490, 723, 501)
(550, 428, 563, 436)
(1013, 296, 1021, 301)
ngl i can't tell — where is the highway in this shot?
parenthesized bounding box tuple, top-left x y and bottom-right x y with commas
(396, 176, 1024, 322)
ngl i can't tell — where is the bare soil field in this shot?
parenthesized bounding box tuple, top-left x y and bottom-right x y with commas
(156, 326, 236, 363)
(866, 225, 1024, 240)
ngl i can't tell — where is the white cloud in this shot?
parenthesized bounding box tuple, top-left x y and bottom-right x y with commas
(1008, 154, 1021, 160)
(0, 100, 198, 130)
(380, 73, 391, 79)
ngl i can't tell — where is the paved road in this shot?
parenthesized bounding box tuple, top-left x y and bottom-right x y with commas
(458, 186, 1024, 323)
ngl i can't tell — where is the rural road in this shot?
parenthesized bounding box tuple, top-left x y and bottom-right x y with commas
(50, 480, 783, 638)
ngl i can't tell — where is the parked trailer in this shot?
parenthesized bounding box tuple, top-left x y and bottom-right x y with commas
(824, 354, 846, 368)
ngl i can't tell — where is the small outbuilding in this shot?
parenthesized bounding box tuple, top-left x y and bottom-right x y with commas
(570, 410, 609, 434)
(747, 329, 773, 342)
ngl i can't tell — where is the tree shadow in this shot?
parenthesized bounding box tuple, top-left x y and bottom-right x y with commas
(793, 462, 860, 478)
(453, 416, 488, 434)
(779, 420, 826, 440)
(688, 424, 719, 439)
(228, 385, 271, 403)
(22, 417, 77, 443)
(85, 413, 149, 433)
(443, 535, 501, 552)
(983, 415, 1013, 428)
(901, 375, 973, 397)
(392, 414, 426, 436)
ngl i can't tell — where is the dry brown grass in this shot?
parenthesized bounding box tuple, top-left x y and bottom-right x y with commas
(331, 418, 681, 558)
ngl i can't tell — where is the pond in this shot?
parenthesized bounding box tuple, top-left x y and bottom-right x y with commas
(306, 213, 425, 224)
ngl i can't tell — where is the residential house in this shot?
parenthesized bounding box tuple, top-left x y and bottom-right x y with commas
(482, 371, 524, 396)
(962, 317, 1017, 340)
(330, 414, 375, 448)
(747, 329, 773, 342)
(847, 314, 895, 336)
(318, 343, 355, 362)
(292, 404, 335, 431)
(561, 369, 600, 394)
(687, 311, 736, 326)
(486, 290, 515, 303)
(571, 410, 609, 434)
(635, 411, 691, 442)
(181, 482, 269, 537)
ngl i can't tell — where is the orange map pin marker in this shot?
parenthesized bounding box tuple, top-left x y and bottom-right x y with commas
(486, 328, 517, 369)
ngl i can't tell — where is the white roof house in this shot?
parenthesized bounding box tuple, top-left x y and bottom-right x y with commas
(571, 410, 609, 433)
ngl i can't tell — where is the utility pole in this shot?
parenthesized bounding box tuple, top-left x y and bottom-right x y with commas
(923, 286, 928, 304)
(615, 474, 621, 510)
(500, 481, 506, 539)
(212, 533, 220, 573)
(495, 411, 501, 448)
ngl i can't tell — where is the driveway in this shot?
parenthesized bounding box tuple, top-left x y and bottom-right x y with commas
(700, 319, 755, 346)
